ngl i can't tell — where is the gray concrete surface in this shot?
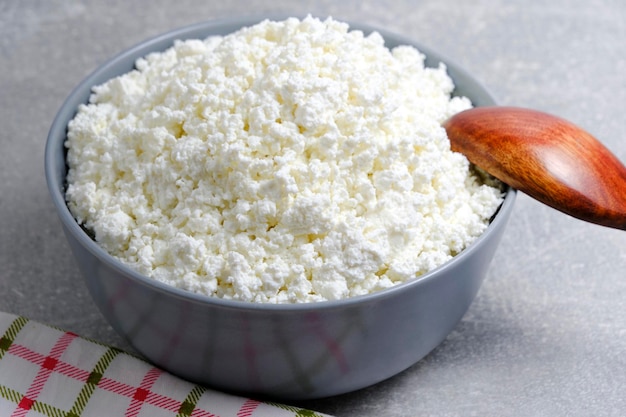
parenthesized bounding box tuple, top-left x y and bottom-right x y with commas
(1, 1, 625, 416)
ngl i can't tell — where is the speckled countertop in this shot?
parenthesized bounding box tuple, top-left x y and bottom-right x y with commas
(1, 1, 625, 416)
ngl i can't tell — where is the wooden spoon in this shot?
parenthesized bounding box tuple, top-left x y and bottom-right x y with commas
(443, 106, 626, 230)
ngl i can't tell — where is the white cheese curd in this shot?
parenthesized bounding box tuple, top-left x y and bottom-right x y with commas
(65, 16, 503, 303)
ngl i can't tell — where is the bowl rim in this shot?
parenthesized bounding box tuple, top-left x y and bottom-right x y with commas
(45, 15, 517, 313)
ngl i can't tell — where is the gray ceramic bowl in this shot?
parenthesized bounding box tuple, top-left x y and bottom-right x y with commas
(45, 16, 516, 400)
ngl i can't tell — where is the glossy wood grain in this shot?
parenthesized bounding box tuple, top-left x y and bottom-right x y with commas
(444, 106, 626, 230)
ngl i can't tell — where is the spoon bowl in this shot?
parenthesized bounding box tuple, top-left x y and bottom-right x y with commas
(444, 106, 626, 230)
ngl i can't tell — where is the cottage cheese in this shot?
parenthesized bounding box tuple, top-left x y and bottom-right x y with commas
(65, 16, 503, 303)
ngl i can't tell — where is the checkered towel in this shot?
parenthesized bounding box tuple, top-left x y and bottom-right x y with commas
(0, 312, 332, 416)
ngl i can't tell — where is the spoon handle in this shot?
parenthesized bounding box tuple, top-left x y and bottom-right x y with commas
(444, 106, 626, 230)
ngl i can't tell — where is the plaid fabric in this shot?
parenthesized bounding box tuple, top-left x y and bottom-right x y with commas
(0, 312, 332, 417)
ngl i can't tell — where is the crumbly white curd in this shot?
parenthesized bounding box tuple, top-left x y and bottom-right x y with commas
(65, 16, 503, 303)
